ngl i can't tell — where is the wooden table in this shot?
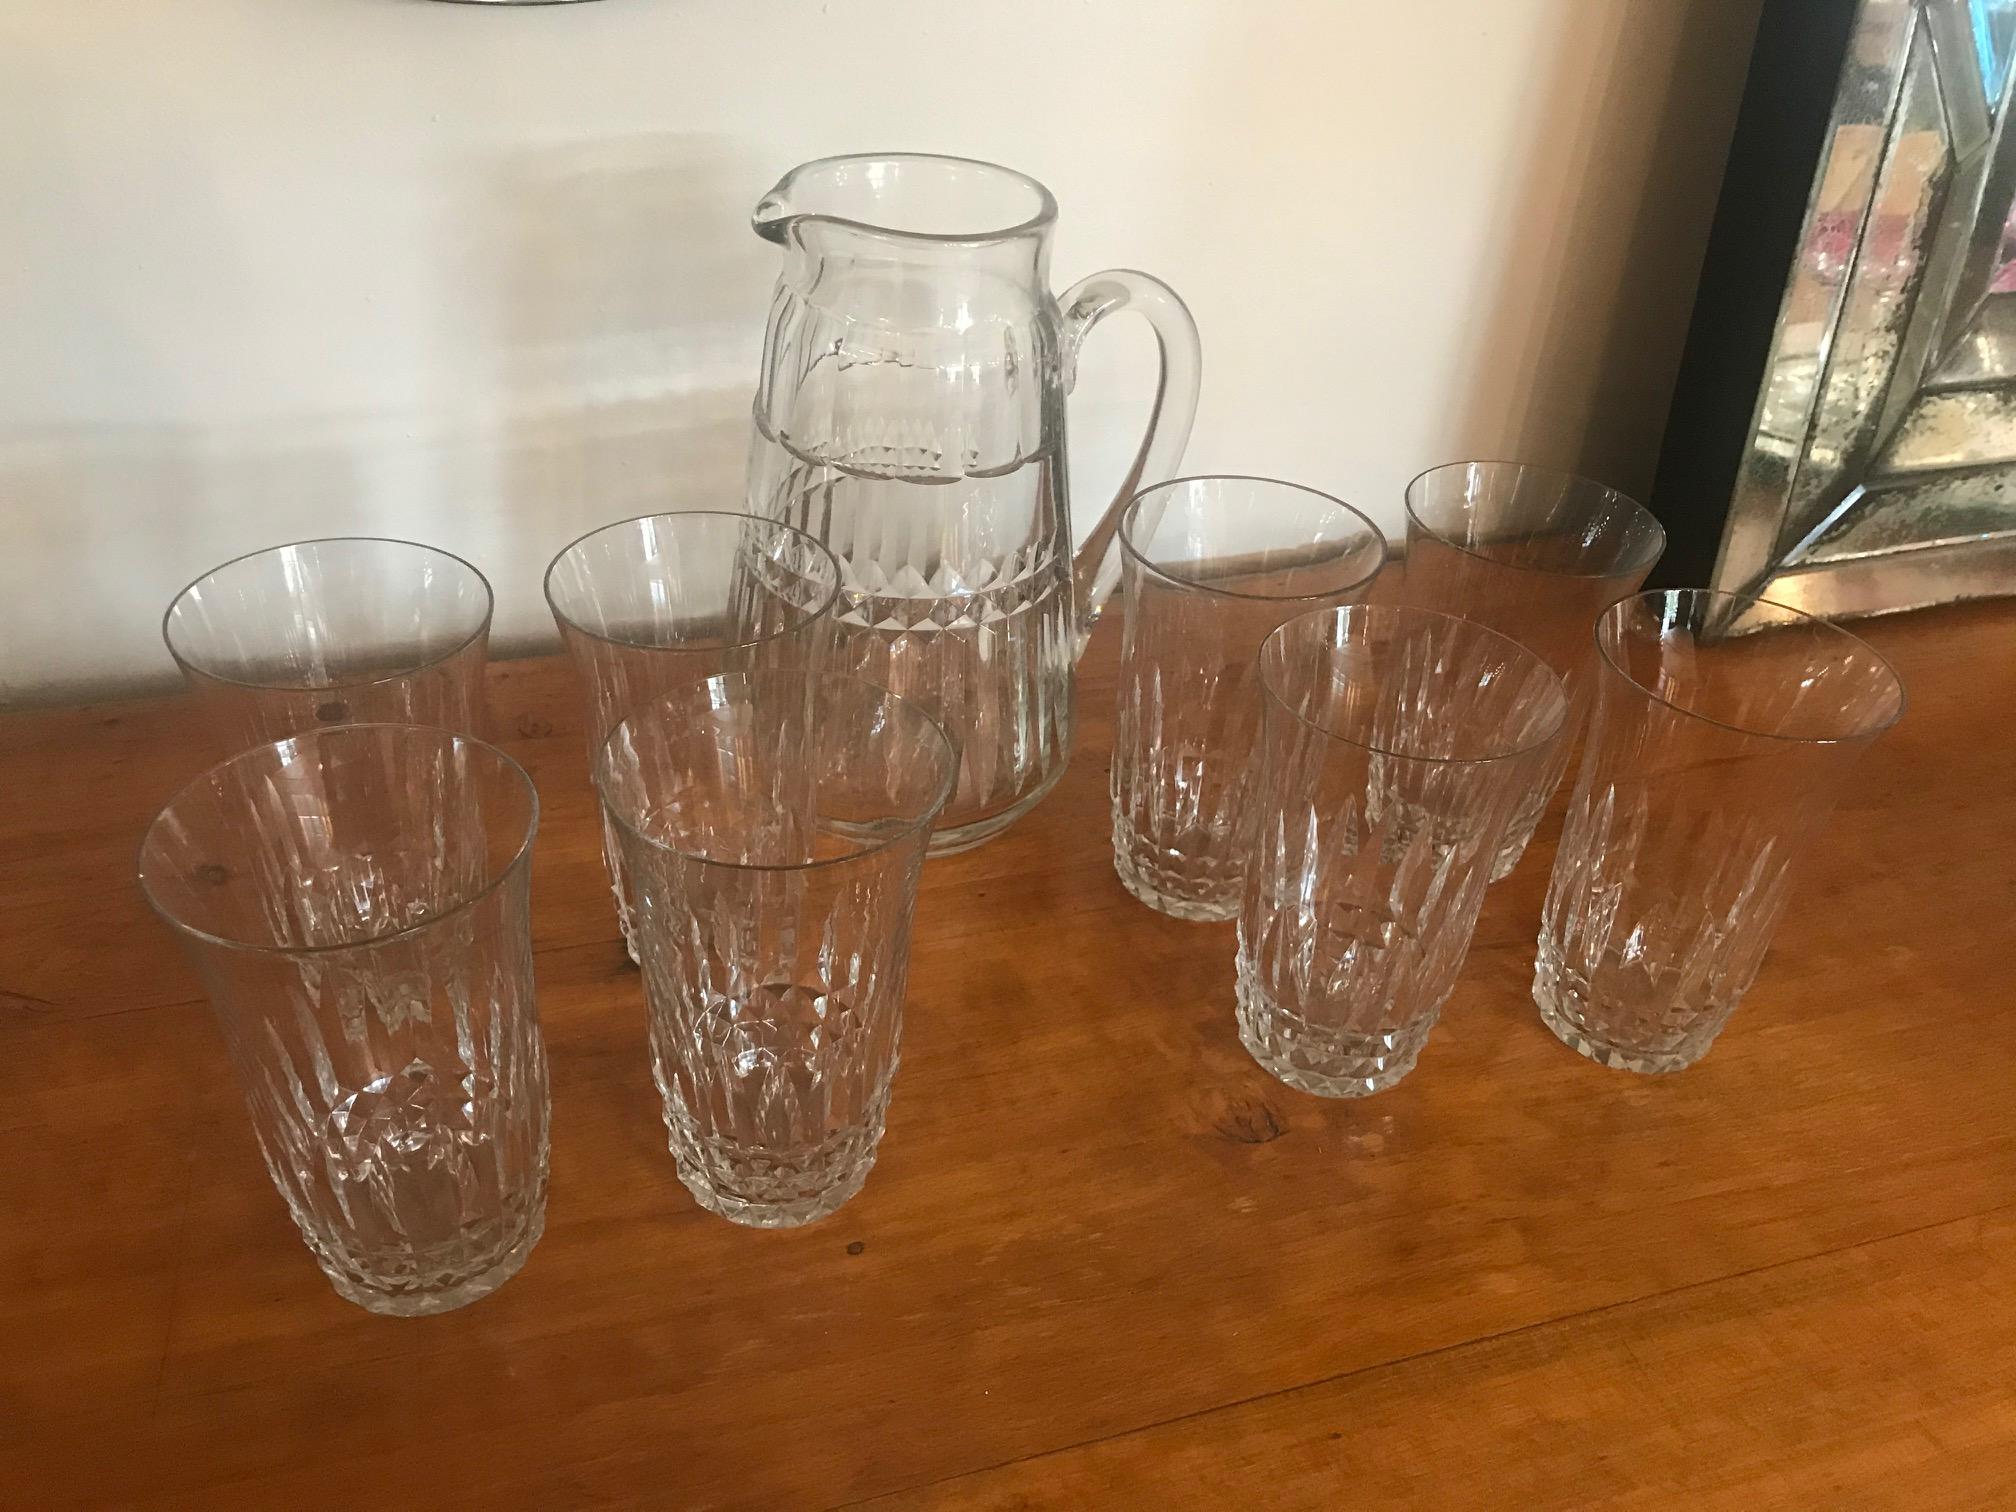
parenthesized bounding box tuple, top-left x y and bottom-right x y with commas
(3, 602, 2013, 1510)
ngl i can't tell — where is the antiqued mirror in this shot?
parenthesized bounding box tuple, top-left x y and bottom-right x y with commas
(1655, 0, 2016, 617)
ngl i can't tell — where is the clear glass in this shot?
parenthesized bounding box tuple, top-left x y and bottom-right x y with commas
(1402, 463, 1664, 878)
(1111, 476, 1387, 920)
(163, 538, 494, 753)
(1238, 606, 1567, 1097)
(137, 725, 549, 1316)
(545, 511, 842, 959)
(596, 670, 957, 1228)
(1535, 589, 1905, 1073)
(748, 152, 1202, 853)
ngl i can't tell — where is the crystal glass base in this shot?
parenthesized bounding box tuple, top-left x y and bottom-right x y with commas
(927, 765, 1067, 856)
(676, 1157, 873, 1230)
(1112, 824, 1241, 922)
(321, 1203, 546, 1318)
(1234, 959, 1436, 1097)
(661, 1082, 890, 1230)
(1532, 943, 1718, 1075)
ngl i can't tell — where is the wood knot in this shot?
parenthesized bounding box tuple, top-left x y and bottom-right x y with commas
(514, 715, 555, 739)
(1215, 1097, 1287, 1145)
(314, 699, 351, 722)
(194, 862, 232, 887)
(845, 1241, 865, 1257)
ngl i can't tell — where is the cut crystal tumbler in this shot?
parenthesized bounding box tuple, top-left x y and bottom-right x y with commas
(1111, 476, 1386, 921)
(1402, 463, 1664, 879)
(1238, 606, 1566, 1096)
(164, 537, 494, 752)
(596, 670, 956, 1228)
(545, 511, 840, 958)
(138, 725, 549, 1316)
(1535, 589, 1905, 1073)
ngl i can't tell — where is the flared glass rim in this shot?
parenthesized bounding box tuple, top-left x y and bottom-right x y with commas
(137, 723, 540, 957)
(543, 510, 842, 655)
(1402, 460, 1666, 583)
(758, 151, 1059, 245)
(593, 667, 959, 874)
(1119, 475, 1389, 603)
(1260, 604, 1569, 767)
(1596, 587, 1908, 746)
(161, 537, 496, 695)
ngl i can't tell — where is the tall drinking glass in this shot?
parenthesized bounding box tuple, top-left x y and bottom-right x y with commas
(1239, 606, 1567, 1096)
(597, 670, 956, 1228)
(163, 538, 494, 751)
(137, 725, 549, 1316)
(1536, 589, 1905, 1073)
(545, 512, 841, 959)
(1402, 462, 1664, 878)
(1111, 476, 1387, 921)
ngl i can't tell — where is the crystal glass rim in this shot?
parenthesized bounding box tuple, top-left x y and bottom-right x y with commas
(1402, 460, 1666, 582)
(542, 510, 842, 654)
(1260, 604, 1569, 767)
(136, 722, 539, 958)
(757, 151, 1058, 245)
(594, 668, 959, 875)
(1596, 587, 1908, 746)
(1118, 475, 1389, 602)
(162, 537, 495, 694)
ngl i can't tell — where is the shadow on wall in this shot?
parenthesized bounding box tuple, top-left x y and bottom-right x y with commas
(0, 132, 773, 707)
(1456, 0, 1766, 499)
(467, 130, 773, 549)
(0, 423, 372, 704)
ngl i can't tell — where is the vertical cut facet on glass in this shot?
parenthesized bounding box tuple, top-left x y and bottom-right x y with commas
(545, 511, 841, 961)
(1535, 589, 1905, 1073)
(1111, 477, 1386, 921)
(596, 671, 955, 1228)
(163, 538, 494, 752)
(1239, 606, 1567, 1096)
(138, 725, 549, 1316)
(1401, 463, 1663, 879)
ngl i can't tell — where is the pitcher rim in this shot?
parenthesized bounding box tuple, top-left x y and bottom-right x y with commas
(758, 151, 1059, 245)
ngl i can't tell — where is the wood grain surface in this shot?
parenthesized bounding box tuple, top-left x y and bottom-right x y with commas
(1, 602, 2011, 1510)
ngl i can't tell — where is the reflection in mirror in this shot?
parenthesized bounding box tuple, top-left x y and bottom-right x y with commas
(1664, 0, 2016, 618)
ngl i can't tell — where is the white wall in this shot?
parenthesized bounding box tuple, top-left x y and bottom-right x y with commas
(0, 0, 1759, 702)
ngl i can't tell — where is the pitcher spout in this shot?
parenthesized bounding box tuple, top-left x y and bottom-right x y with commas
(752, 153, 1057, 252)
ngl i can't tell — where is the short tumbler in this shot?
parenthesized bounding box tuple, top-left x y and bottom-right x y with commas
(1111, 476, 1387, 920)
(1238, 606, 1567, 1096)
(1535, 589, 1905, 1073)
(596, 670, 957, 1228)
(138, 724, 550, 1316)
(164, 537, 494, 751)
(1402, 462, 1664, 878)
(545, 511, 841, 959)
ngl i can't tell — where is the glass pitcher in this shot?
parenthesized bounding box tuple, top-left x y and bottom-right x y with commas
(748, 153, 1202, 854)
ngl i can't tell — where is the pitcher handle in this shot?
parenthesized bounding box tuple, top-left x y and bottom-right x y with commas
(1059, 269, 1202, 654)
